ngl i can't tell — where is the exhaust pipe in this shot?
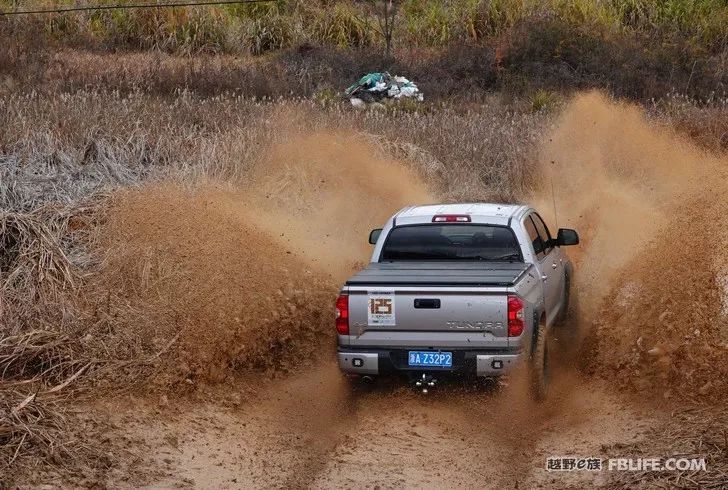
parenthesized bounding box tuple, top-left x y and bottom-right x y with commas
(362, 375, 375, 384)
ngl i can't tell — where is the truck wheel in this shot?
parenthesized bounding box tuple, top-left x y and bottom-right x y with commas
(530, 319, 550, 401)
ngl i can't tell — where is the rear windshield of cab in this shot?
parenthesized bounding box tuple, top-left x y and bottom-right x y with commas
(380, 224, 522, 261)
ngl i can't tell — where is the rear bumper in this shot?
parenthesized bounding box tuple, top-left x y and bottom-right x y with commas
(337, 348, 522, 377)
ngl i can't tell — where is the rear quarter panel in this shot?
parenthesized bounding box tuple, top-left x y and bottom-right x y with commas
(511, 267, 543, 352)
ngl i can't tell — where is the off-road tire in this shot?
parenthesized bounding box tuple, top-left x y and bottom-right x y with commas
(530, 319, 550, 401)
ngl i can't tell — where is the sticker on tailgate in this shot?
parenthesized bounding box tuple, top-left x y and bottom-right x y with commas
(367, 290, 395, 326)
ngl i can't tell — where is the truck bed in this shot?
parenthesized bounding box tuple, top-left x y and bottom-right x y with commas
(345, 261, 532, 287)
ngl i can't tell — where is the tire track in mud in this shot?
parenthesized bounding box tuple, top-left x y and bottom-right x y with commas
(114, 360, 654, 489)
(260, 365, 361, 489)
(306, 371, 653, 489)
(125, 364, 362, 489)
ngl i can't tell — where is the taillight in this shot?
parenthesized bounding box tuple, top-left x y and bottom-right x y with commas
(335, 294, 349, 335)
(507, 295, 524, 337)
(432, 214, 471, 222)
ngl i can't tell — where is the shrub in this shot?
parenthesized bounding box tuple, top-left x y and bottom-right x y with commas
(500, 16, 727, 100)
(530, 88, 559, 112)
(305, 3, 374, 48)
(243, 13, 294, 54)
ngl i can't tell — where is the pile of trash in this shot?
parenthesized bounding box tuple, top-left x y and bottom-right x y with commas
(344, 72, 423, 108)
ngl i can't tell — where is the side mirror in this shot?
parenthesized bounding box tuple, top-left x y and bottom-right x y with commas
(368, 228, 382, 245)
(557, 228, 579, 246)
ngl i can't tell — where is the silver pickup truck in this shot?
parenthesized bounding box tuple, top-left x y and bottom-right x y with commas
(335, 203, 579, 398)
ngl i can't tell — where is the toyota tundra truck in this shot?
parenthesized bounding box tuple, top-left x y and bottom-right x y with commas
(335, 203, 579, 398)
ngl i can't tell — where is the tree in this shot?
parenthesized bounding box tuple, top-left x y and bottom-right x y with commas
(373, 0, 400, 59)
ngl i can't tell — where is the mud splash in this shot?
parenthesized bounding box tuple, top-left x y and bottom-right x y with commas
(92, 132, 432, 388)
(93, 92, 726, 401)
(533, 92, 728, 399)
(245, 131, 434, 282)
(95, 183, 336, 387)
(535, 92, 716, 307)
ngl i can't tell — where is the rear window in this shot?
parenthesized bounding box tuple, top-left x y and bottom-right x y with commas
(380, 225, 522, 261)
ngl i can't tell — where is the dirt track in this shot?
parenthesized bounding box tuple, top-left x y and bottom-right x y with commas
(89, 362, 654, 489)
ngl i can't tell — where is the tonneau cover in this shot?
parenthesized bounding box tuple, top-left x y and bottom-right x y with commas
(345, 261, 532, 287)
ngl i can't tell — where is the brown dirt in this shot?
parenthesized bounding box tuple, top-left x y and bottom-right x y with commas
(67, 366, 653, 489)
(84, 130, 433, 390)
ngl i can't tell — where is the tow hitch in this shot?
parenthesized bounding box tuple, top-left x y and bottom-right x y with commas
(412, 373, 437, 394)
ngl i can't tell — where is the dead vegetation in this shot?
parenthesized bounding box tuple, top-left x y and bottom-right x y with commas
(0, 206, 97, 475)
(609, 405, 728, 489)
(649, 93, 728, 153)
(1, 209, 78, 301)
(1, 388, 71, 474)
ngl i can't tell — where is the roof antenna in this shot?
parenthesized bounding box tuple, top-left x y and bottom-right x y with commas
(549, 160, 559, 229)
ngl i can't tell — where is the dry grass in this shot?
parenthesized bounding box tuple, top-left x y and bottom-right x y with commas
(649, 93, 728, 153)
(608, 405, 728, 489)
(0, 207, 98, 475)
(1, 210, 77, 302)
(1, 388, 70, 472)
(0, 91, 549, 211)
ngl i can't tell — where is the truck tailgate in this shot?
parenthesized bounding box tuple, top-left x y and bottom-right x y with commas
(344, 262, 532, 348)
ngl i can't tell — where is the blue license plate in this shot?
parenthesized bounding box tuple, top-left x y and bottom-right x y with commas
(408, 351, 452, 368)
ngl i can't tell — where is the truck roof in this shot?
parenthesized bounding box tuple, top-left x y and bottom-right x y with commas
(394, 203, 528, 226)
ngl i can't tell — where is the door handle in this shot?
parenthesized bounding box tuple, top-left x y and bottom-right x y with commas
(552, 262, 558, 269)
(541, 274, 548, 281)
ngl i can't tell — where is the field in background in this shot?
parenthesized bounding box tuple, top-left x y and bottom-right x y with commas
(2, 0, 727, 101)
(3, 0, 726, 54)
